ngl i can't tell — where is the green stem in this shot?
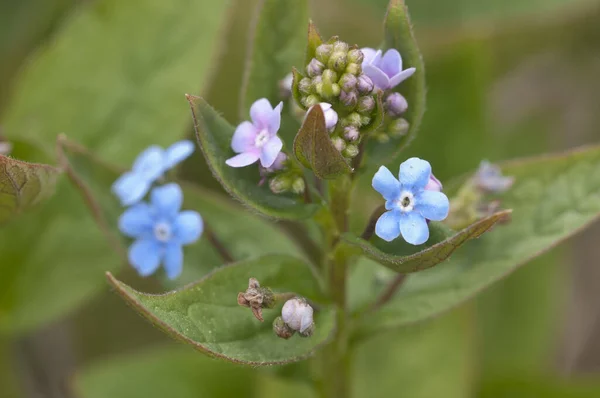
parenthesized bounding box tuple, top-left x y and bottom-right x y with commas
(320, 174, 353, 398)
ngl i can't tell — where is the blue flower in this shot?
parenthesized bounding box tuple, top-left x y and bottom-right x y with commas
(475, 160, 514, 193)
(372, 158, 449, 245)
(112, 140, 195, 206)
(118, 183, 203, 280)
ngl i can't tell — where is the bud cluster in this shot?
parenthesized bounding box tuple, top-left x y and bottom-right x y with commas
(273, 297, 314, 339)
(297, 39, 379, 160)
(258, 152, 306, 196)
(373, 92, 410, 143)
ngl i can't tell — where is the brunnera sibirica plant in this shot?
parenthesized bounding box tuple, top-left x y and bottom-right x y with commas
(2, 0, 600, 397)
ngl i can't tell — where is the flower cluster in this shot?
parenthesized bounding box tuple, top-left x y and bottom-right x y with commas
(112, 141, 203, 280)
(372, 158, 449, 245)
(226, 98, 305, 195)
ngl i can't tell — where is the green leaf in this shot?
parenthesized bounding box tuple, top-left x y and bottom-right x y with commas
(343, 211, 510, 274)
(187, 94, 319, 220)
(366, 0, 426, 165)
(1, 0, 230, 160)
(354, 145, 600, 336)
(107, 255, 334, 365)
(0, 153, 61, 225)
(305, 20, 323, 66)
(74, 346, 255, 398)
(240, 0, 308, 117)
(293, 104, 352, 179)
(56, 137, 306, 286)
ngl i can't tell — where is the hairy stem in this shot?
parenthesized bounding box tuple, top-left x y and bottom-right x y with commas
(204, 224, 234, 263)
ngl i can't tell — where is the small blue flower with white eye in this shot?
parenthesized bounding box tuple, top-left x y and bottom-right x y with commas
(372, 158, 450, 245)
(118, 183, 203, 280)
(112, 140, 195, 206)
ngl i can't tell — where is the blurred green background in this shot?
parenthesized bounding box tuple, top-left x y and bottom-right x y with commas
(1, 0, 600, 397)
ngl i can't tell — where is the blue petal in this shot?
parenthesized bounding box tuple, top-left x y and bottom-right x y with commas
(131, 146, 165, 181)
(231, 121, 258, 153)
(164, 140, 194, 170)
(173, 210, 203, 244)
(118, 203, 154, 238)
(112, 172, 151, 206)
(416, 190, 449, 221)
(399, 157, 432, 191)
(250, 98, 274, 130)
(150, 183, 182, 219)
(399, 211, 429, 245)
(128, 239, 162, 277)
(375, 210, 401, 242)
(372, 166, 400, 201)
(163, 242, 183, 280)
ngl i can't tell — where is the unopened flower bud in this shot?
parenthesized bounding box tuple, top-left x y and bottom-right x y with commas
(333, 41, 349, 53)
(332, 136, 346, 152)
(389, 118, 409, 137)
(273, 317, 295, 339)
(341, 112, 362, 128)
(357, 95, 375, 114)
(319, 103, 338, 132)
(475, 161, 514, 193)
(347, 48, 364, 64)
(328, 51, 347, 73)
(322, 69, 338, 84)
(357, 74, 374, 94)
(385, 92, 408, 117)
(279, 73, 293, 98)
(315, 44, 333, 63)
(344, 126, 359, 142)
(425, 174, 443, 192)
(339, 73, 357, 92)
(298, 77, 312, 94)
(343, 144, 359, 158)
(269, 175, 291, 194)
(237, 278, 275, 322)
(302, 94, 320, 108)
(360, 115, 371, 126)
(281, 298, 314, 335)
(291, 177, 306, 195)
(346, 63, 361, 76)
(340, 90, 358, 108)
(307, 58, 325, 77)
(330, 84, 341, 97)
(262, 152, 287, 175)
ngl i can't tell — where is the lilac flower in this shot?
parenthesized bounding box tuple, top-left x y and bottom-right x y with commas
(361, 48, 416, 91)
(319, 103, 338, 132)
(226, 98, 284, 168)
(118, 183, 203, 280)
(475, 160, 514, 193)
(372, 158, 449, 245)
(112, 140, 195, 206)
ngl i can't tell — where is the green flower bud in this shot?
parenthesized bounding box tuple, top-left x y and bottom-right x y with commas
(330, 83, 341, 97)
(269, 175, 291, 194)
(341, 112, 362, 127)
(339, 73, 357, 92)
(333, 41, 349, 53)
(291, 177, 306, 195)
(357, 95, 375, 114)
(343, 144, 359, 158)
(328, 51, 347, 73)
(332, 136, 346, 152)
(360, 115, 371, 126)
(315, 44, 333, 64)
(302, 94, 320, 108)
(345, 63, 360, 76)
(299, 77, 312, 95)
(322, 69, 338, 84)
(273, 316, 295, 340)
(389, 118, 410, 137)
(347, 48, 364, 64)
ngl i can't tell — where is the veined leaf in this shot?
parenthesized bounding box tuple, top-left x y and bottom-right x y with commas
(188, 95, 319, 219)
(107, 255, 334, 365)
(354, 145, 600, 337)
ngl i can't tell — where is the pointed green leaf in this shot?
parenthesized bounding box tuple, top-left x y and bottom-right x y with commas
(57, 137, 306, 286)
(0, 154, 61, 225)
(305, 20, 323, 66)
(240, 0, 308, 117)
(293, 104, 352, 179)
(188, 95, 318, 220)
(366, 0, 426, 165)
(74, 346, 254, 398)
(354, 145, 600, 337)
(107, 255, 334, 365)
(1, 0, 230, 159)
(343, 210, 510, 274)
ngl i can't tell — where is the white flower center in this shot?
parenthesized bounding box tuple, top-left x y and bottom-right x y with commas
(395, 191, 414, 212)
(254, 129, 270, 148)
(153, 222, 172, 242)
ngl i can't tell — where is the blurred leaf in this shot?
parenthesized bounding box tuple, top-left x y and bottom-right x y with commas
(188, 95, 319, 219)
(1, 0, 230, 160)
(342, 210, 510, 274)
(0, 154, 61, 225)
(355, 145, 600, 336)
(57, 137, 305, 286)
(365, 0, 426, 165)
(0, 338, 20, 397)
(479, 374, 600, 398)
(240, 0, 308, 117)
(293, 104, 352, 179)
(107, 255, 333, 365)
(74, 346, 256, 398)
